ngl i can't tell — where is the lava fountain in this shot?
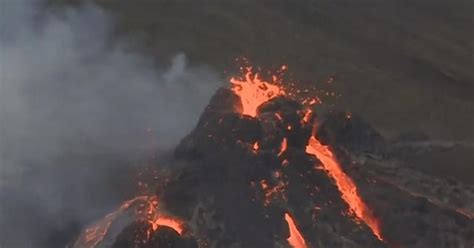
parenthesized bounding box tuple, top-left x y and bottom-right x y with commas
(230, 66, 286, 117)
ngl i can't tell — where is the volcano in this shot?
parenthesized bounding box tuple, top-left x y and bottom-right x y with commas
(72, 69, 473, 248)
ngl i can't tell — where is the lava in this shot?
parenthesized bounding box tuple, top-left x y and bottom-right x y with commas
(284, 213, 307, 248)
(230, 64, 384, 242)
(230, 67, 285, 117)
(302, 109, 313, 124)
(306, 136, 384, 241)
(253, 141, 260, 153)
(278, 138, 288, 157)
(74, 196, 148, 248)
(275, 112, 284, 120)
(149, 216, 184, 234)
(260, 179, 287, 206)
(74, 196, 184, 248)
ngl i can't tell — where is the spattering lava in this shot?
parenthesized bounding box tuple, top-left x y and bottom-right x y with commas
(230, 66, 285, 117)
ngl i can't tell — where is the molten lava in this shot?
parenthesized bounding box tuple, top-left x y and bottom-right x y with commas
(74, 196, 184, 248)
(302, 109, 313, 124)
(306, 136, 383, 241)
(149, 216, 184, 234)
(230, 67, 285, 117)
(75, 196, 148, 248)
(230, 64, 384, 242)
(278, 138, 288, 157)
(253, 141, 260, 153)
(284, 213, 307, 248)
(260, 179, 287, 206)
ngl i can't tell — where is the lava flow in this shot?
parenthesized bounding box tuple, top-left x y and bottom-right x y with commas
(74, 196, 148, 248)
(278, 137, 288, 157)
(74, 196, 184, 248)
(306, 136, 384, 241)
(284, 213, 307, 248)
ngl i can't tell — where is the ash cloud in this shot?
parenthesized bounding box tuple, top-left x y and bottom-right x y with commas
(0, 1, 221, 247)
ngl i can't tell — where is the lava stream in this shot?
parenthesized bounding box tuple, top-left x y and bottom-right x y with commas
(74, 196, 184, 248)
(284, 213, 307, 248)
(278, 138, 288, 157)
(306, 137, 384, 241)
(74, 196, 148, 248)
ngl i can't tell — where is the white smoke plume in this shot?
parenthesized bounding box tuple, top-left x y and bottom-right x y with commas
(0, 1, 221, 247)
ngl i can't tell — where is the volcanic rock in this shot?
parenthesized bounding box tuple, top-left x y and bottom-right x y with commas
(166, 90, 386, 247)
(316, 111, 386, 154)
(79, 88, 473, 248)
(112, 221, 197, 248)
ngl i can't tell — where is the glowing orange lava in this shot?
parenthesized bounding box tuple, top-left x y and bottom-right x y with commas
(149, 216, 184, 234)
(260, 179, 287, 206)
(302, 109, 313, 124)
(74, 196, 184, 248)
(278, 138, 288, 157)
(75, 196, 148, 248)
(230, 67, 285, 117)
(230, 63, 384, 242)
(284, 213, 307, 248)
(253, 141, 260, 152)
(306, 136, 383, 241)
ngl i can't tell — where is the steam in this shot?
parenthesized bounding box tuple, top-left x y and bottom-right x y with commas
(0, 1, 220, 247)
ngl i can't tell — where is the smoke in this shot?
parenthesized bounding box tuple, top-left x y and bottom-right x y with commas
(0, 1, 221, 247)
